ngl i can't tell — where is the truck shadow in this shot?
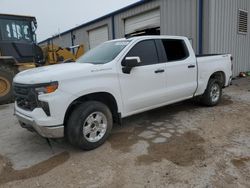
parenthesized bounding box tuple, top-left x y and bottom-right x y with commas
(109, 97, 232, 166)
(218, 95, 233, 106)
(114, 99, 202, 132)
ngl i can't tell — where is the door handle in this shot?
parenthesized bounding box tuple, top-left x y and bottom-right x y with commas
(155, 69, 165, 74)
(188, 65, 196, 68)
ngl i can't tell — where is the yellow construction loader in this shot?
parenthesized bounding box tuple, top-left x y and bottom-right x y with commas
(0, 13, 84, 104)
(0, 14, 45, 104)
(41, 44, 84, 65)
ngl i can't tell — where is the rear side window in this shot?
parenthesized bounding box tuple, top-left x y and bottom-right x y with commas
(126, 40, 158, 66)
(162, 39, 189, 62)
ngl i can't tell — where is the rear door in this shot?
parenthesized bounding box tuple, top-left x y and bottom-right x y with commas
(161, 39, 197, 102)
(118, 39, 167, 116)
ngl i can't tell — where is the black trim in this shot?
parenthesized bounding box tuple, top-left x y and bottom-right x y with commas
(188, 65, 196, 68)
(13, 81, 58, 88)
(154, 39, 167, 63)
(154, 40, 160, 63)
(111, 15, 115, 39)
(39, 101, 51, 116)
(71, 31, 75, 54)
(155, 69, 165, 73)
(196, 54, 223, 57)
(13, 83, 38, 112)
(13, 82, 57, 116)
(198, 0, 203, 55)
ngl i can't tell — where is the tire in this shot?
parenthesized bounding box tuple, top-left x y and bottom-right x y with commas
(66, 101, 113, 150)
(0, 64, 16, 105)
(200, 79, 222, 106)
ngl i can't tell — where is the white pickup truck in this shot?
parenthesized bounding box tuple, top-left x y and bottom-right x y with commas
(13, 36, 233, 150)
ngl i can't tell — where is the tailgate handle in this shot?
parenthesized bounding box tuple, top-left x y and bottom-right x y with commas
(155, 69, 165, 74)
(188, 65, 196, 68)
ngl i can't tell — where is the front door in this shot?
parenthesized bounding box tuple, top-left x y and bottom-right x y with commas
(118, 40, 167, 116)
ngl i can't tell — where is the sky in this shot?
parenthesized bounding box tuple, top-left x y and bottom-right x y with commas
(0, 0, 139, 42)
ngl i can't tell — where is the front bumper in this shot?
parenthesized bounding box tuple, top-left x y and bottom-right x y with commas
(15, 109, 64, 138)
(13, 82, 71, 138)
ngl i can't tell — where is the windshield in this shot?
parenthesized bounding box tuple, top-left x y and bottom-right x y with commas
(77, 40, 131, 64)
(0, 19, 34, 42)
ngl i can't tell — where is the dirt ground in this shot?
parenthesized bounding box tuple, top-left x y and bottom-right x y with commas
(0, 78, 250, 188)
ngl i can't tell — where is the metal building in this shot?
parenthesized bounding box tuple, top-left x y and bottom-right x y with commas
(39, 0, 250, 76)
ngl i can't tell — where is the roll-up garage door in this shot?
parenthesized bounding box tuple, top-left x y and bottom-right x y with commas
(125, 9, 160, 35)
(88, 26, 108, 49)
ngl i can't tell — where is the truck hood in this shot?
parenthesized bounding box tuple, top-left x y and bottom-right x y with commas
(14, 63, 96, 84)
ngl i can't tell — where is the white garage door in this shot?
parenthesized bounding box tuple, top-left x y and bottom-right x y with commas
(125, 9, 160, 35)
(88, 26, 108, 49)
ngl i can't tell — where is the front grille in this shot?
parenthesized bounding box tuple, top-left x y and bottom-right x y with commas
(13, 83, 38, 111)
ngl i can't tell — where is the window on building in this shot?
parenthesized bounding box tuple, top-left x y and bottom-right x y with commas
(162, 39, 189, 62)
(238, 9, 248, 34)
(126, 40, 159, 66)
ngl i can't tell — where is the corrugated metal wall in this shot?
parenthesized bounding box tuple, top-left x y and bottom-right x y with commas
(51, 32, 72, 48)
(39, 40, 47, 46)
(38, 0, 250, 76)
(39, 32, 72, 47)
(40, 0, 199, 53)
(40, 18, 113, 51)
(204, 0, 250, 76)
(113, 0, 198, 52)
(72, 18, 112, 51)
(114, 0, 160, 38)
(160, 0, 198, 52)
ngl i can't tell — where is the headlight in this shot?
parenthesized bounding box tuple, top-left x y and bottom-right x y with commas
(35, 82, 58, 95)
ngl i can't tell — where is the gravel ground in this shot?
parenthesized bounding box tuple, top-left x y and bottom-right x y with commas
(0, 78, 250, 188)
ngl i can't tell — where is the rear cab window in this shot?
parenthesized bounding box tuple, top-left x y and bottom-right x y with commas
(161, 39, 189, 62)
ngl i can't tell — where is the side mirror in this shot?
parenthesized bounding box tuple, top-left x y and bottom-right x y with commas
(122, 56, 141, 74)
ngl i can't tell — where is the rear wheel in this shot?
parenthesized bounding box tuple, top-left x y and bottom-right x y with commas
(0, 65, 15, 104)
(200, 79, 222, 106)
(66, 101, 113, 150)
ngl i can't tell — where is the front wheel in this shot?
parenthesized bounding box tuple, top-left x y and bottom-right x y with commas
(200, 79, 222, 106)
(66, 101, 113, 150)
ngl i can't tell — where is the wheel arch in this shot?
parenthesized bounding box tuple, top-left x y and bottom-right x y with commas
(64, 92, 120, 127)
(196, 70, 227, 96)
(208, 71, 226, 87)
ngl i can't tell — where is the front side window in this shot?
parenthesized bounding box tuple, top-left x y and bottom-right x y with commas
(77, 40, 131, 64)
(126, 40, 158, 66)
(162, 39, 189, 62)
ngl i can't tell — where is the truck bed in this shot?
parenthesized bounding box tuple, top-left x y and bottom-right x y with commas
(195, 54, 232, 96)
